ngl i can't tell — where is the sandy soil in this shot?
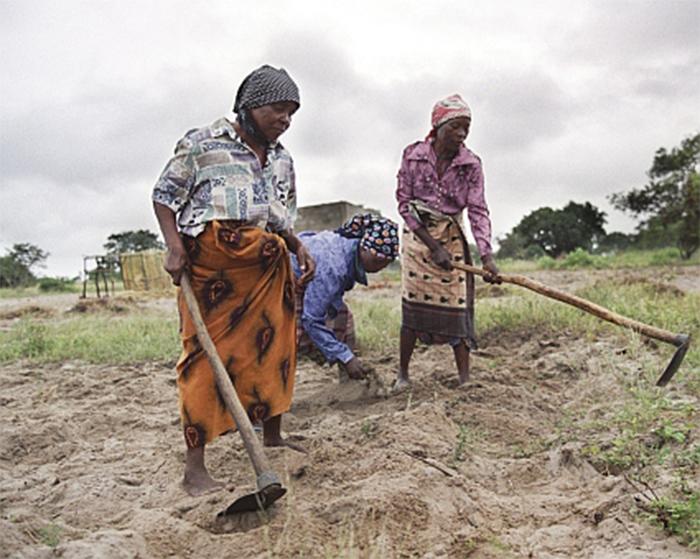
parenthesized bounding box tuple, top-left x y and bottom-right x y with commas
(1, 267, 698, 558)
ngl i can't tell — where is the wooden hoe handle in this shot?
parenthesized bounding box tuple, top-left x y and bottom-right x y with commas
(453, 262, 687, 347)
(180, 274, 275, 479)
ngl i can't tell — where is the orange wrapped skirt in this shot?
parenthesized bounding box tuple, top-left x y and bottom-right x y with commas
(176, 221, 296, 447)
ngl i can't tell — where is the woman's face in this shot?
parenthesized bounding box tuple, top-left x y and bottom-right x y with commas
(250, 101, 299, 142)
(435, 117, 471, 149)
(359, 248, 392, 273)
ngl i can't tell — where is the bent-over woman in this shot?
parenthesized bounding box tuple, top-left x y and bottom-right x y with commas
(152, 65, 315, 496)
(395, 94, 500, 389)
(293, 214, 399, 380)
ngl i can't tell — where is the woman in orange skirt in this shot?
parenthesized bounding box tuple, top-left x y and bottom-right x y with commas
(152, 66, 314, 495)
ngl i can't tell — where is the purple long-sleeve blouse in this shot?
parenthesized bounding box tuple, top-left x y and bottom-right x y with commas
(396, 140, 493, 258)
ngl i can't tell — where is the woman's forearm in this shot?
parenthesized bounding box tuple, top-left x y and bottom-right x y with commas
(413, 226, 440, 252)
(153, 202, 188, 284)
(153, 202, 183, 250)
(279, 229, 301, 253)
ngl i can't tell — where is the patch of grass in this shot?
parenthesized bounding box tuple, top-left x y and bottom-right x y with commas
(360, 418, 378, 439)
(0, 285, 43, 299)
(486, 535, 514, 555)
(38, 277, 80, 293)
(319, 518, 389, 558)
(480, 282, 699, 384)
(454, 424, 469, 462)
(453, 424, 482, 464)
(38, 524, 62, 548)
(0, 314, 179, 364)
(498, 247, 700, 272)
(579, 387, 695, 475)
(559, 248, 607, 269)
(495, 258, 540, 273)
(645, 493, 700, 550)
(374, 265, 401, 283)
(351, 297, 401, 353)
(511, 436, 553, 459)
(570, 372, 698, 547)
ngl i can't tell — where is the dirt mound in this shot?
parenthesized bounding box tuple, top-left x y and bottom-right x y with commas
(66, 296, 139, 314)
(596, 275, 687, 297)
(0, 305, 56, 320)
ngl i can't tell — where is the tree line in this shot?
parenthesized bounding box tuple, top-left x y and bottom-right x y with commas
(1, 133, 697, 288)
(497, 132, 699, 260)
(0, 230, 163, 288)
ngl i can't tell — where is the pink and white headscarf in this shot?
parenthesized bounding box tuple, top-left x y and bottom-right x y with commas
(428, 94, 472, 138)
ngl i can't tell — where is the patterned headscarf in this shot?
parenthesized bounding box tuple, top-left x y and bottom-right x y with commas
(233, 65, 300, 147)
(233, 65, 300, 112)
(427, 94, 472, 138)
(336, 213, 400, 260)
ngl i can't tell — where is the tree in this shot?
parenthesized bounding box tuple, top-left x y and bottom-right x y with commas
(104, 229, 164, 255)
(597, 231, 634, 254)
(0, 243, 49, 288)
(497, 201, 607, 258)
(9, 243, 49, 269)
(610, 133, 700, 259)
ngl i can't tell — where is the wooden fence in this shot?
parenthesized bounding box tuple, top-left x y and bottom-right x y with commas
(119, 250, 171, 291)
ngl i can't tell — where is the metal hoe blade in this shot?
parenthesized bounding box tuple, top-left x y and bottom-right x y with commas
(656, 334, 691, 387)
(218, 472, 287, 516)
(218, 483, 286, 516)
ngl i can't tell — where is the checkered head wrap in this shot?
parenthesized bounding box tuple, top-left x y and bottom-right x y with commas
(336, 213, 400, 260)
(233, 65, 300, 113)
(427, 94, 472, 138)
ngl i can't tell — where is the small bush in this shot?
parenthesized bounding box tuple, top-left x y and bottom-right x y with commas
(559, 248, 604, 269)
(649, 247, 683, 266)
(38, 277, 77, 293)
(536, 255, 557, 269)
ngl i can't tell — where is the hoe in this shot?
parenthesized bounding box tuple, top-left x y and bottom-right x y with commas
(453, 262, 690, 386)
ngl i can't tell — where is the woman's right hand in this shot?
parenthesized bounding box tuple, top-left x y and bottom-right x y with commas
(342, 357, 368, 380)
(430, 245, 453, 271)
(295, 243, 316, 288)
(164, 241, 189, 285)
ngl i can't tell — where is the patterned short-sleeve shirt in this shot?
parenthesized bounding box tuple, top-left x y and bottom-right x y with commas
(152, 116, 297, 236)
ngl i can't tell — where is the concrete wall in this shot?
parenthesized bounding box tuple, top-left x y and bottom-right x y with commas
(295, 201, 381, 233)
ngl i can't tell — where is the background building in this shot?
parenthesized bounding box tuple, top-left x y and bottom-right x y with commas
(295, 201, 382, 233)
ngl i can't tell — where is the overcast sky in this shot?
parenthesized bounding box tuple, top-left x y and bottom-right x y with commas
(1, 0, 698, 277)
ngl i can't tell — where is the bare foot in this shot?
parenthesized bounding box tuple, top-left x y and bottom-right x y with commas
(182, 467, 225, 497)
(458, 371, 470, 386)
(264, 436, 308, 454)
(392, 377, 411, 394)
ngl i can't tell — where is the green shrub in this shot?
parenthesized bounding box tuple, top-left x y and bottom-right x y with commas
(38, 277, 77, 292)
(559, 248, 604, 269)
(649, 247, 683, 266)
(536, 255, 557, 269)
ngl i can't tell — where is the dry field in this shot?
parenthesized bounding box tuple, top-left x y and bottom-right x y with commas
(1, 266, 698, 558)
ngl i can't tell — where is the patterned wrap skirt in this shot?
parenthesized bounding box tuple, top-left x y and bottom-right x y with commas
(400, 204, 477, 348)
(176, 221, 297, 448)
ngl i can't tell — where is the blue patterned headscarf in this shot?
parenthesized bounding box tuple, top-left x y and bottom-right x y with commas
(336, 213, 399, 260)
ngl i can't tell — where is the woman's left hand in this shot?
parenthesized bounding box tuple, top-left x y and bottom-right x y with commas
(296, 244, 316, 287)
(482, 256, 502, 284)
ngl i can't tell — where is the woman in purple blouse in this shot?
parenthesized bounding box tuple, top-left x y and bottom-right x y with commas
(395, 94, 500, 389)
